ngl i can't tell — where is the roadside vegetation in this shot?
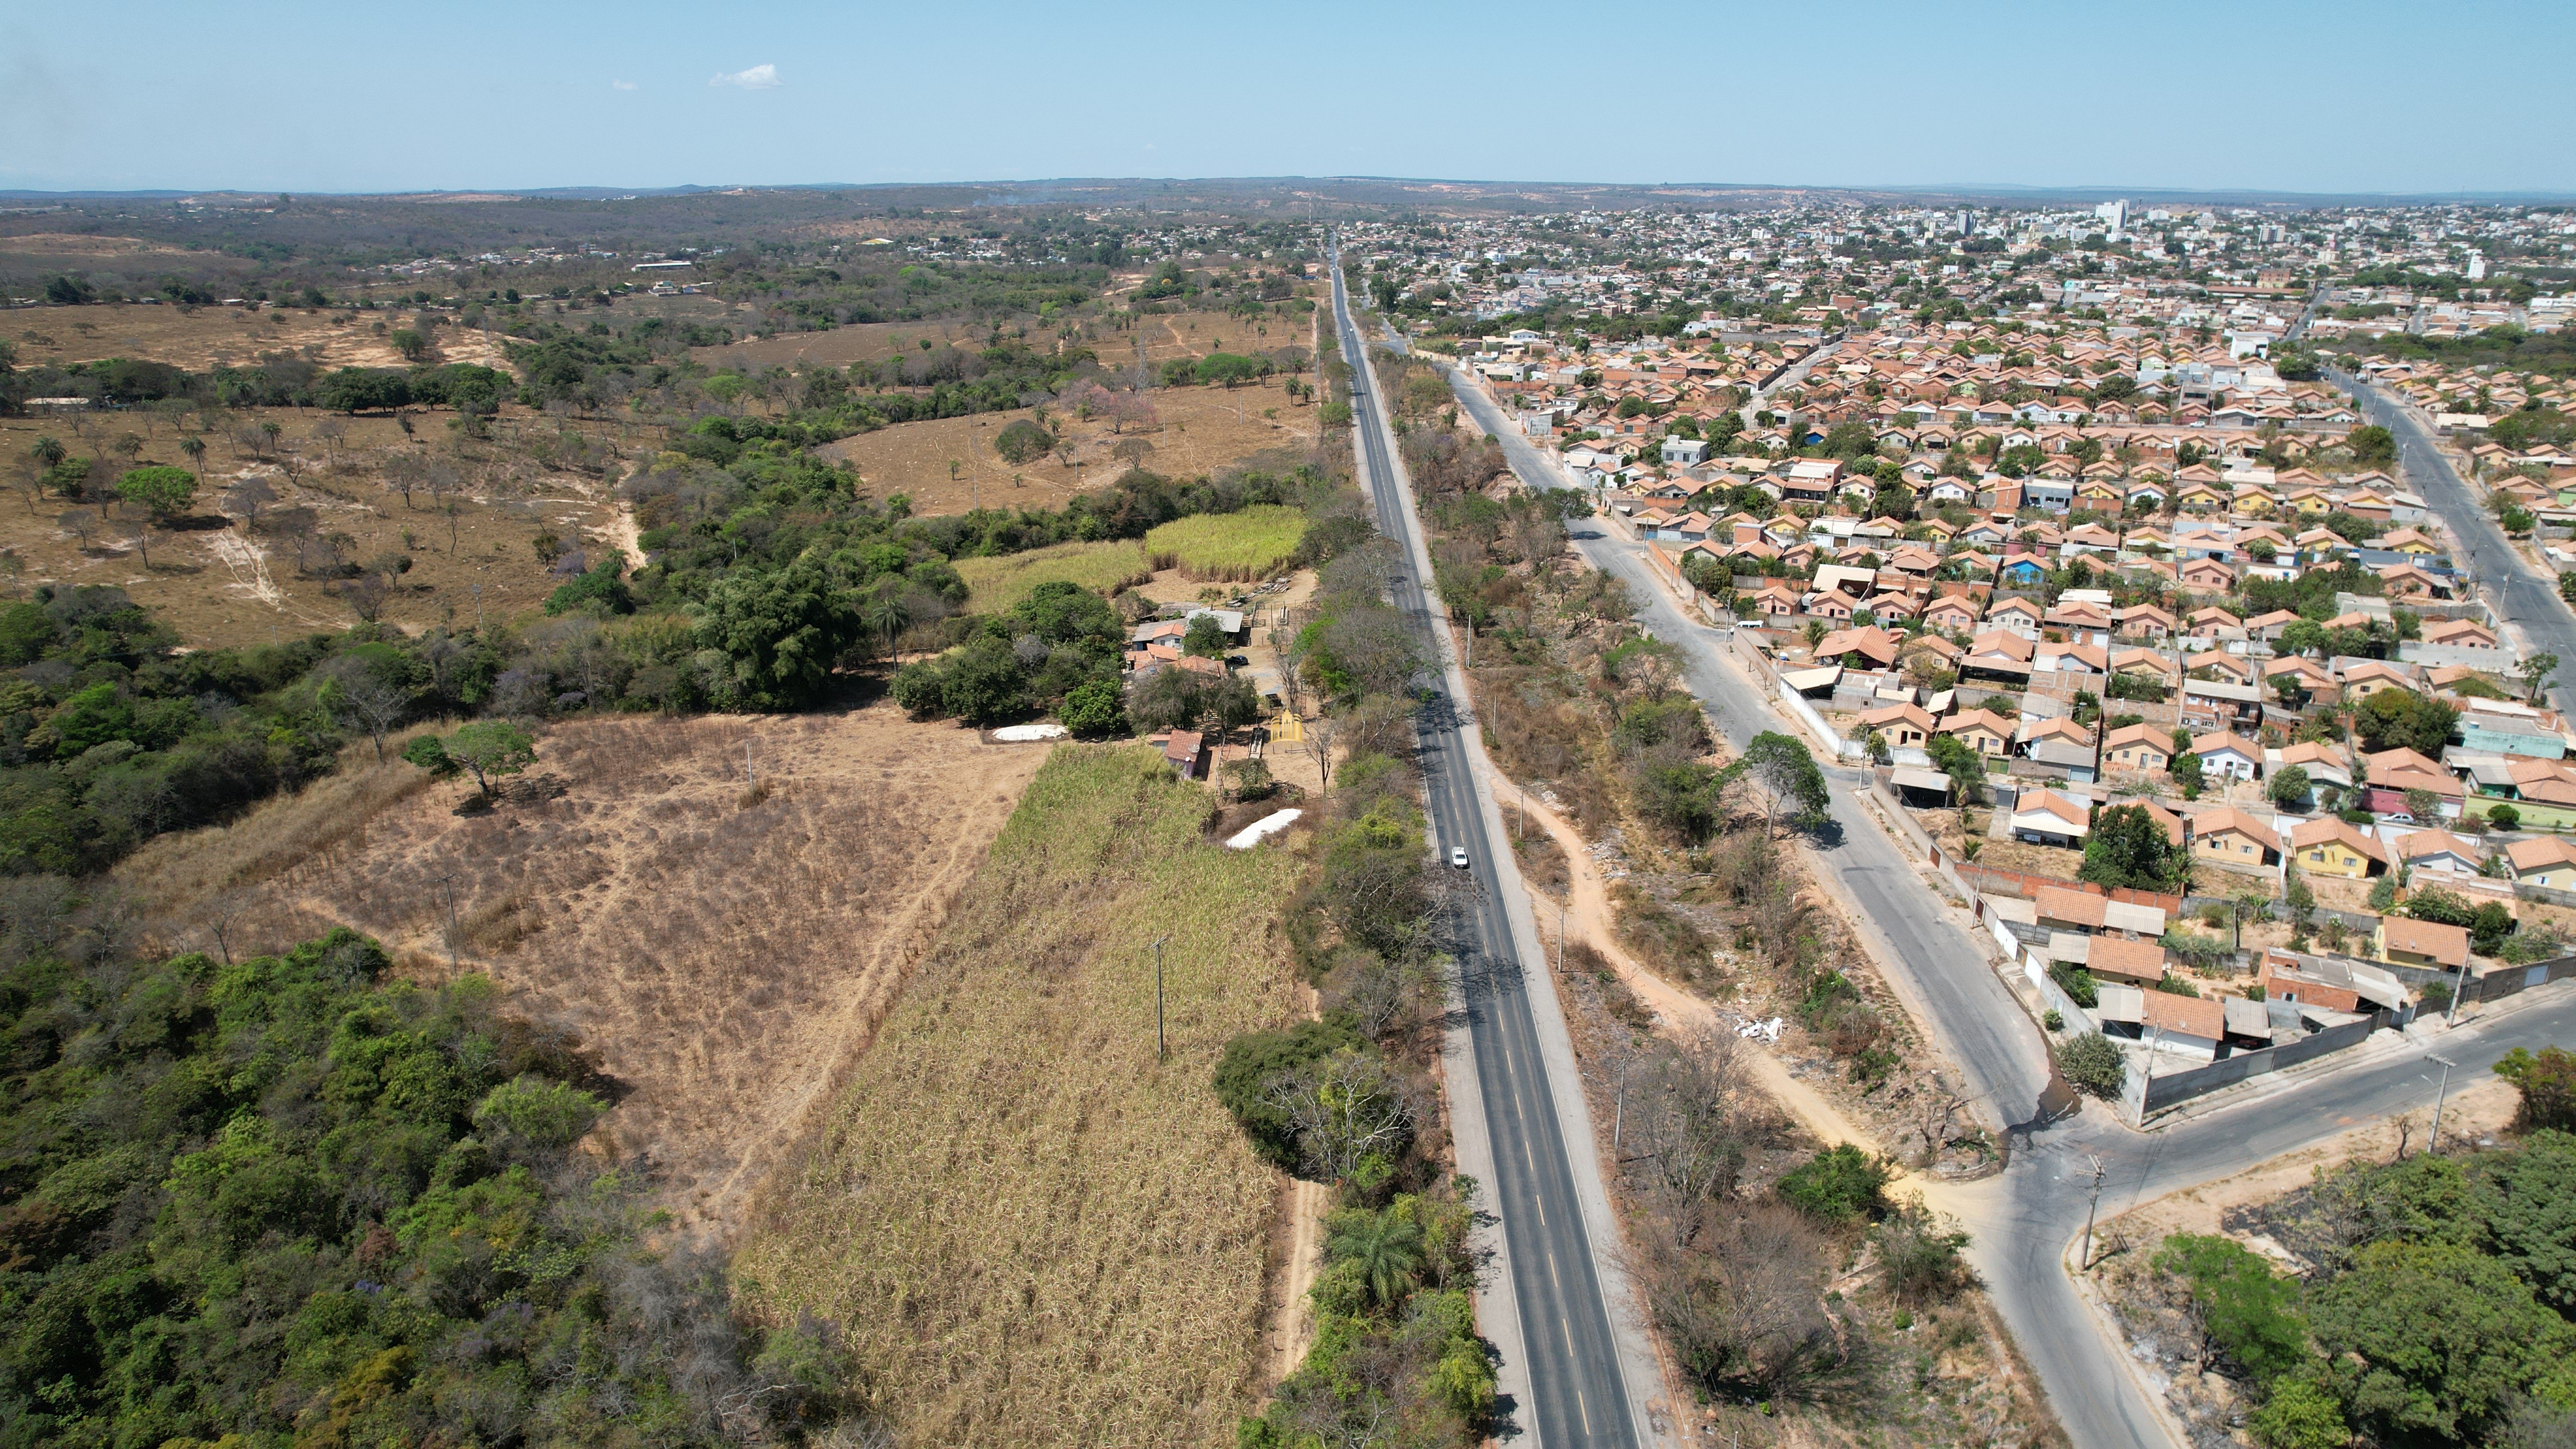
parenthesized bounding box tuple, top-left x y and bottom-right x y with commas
(1221, 521, 1496, 1447)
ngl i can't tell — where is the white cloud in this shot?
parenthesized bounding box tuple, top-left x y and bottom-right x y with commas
(612, 79, 639, 90)
(708, 63, 780, 90)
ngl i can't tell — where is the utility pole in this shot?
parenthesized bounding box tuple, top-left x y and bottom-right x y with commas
(2446, 952, 2470, 1026)
(2078, 1154, 2108, 1272)
(2426, 1053, 2458, 1155)
(430, 870, 460, 973)
(1152, 936, 1170, 1062)
(746, 738, 755, 789)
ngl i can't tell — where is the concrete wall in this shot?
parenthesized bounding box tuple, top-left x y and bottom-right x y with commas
(2135, 1012, 2391, 1117)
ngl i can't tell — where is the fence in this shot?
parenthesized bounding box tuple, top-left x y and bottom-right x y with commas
(2468, 953, 2576, 1005)
(1950, 863, 2184, 917)
(2135, 1010, 2395, 1117)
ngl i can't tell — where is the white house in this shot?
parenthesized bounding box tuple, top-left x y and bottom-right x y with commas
(2010, 788, 2092, 847)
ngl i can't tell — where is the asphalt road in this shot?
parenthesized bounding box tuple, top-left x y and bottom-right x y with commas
(1431, 354, 2576, 1449)
(2328, 363, 2576, 715)
(1332, 263, 1644, 1448)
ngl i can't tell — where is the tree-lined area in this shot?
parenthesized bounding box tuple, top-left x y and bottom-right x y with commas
(2136, 1049, 2576, 1449)
(0, 926, 869, 1446)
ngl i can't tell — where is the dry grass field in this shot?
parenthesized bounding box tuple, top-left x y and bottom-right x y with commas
(8, 300, 513, 373)
(737, 744, 1301, 1447)
(0, 404, 633, 647)
(820, 387, 1320, 517)
(115, 703, 1048, 1235)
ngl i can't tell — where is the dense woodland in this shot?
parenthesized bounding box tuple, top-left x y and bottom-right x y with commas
(0, 926, 866, 1446)
(2152, 1051, 2576, 1449)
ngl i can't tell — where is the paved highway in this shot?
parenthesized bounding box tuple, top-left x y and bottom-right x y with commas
(2329, 362, 2576, 715)
(1425, 347, 2576, 1449)
(1330, 259, 1658, 1447)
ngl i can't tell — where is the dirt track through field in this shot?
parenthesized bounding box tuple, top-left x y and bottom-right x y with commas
(1468, 747, 1888, 1157)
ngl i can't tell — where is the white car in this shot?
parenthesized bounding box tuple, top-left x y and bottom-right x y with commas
(1449, 846, 1470, 869)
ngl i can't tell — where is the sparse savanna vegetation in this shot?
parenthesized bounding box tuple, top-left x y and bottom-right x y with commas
(1147, 502, 1309, 581)
(738, 745, 1303, 1447)
(113, 703, 1046, 1235)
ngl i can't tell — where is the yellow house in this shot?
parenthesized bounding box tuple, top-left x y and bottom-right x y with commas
(2375, 915, 2469, 972)
(2190, 806, 2281, 870)
(2507, 836, 2576, 890)
(2289, 815, 2385, 879)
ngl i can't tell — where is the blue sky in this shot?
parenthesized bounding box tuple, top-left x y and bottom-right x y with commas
(6, 0, 2571, 196)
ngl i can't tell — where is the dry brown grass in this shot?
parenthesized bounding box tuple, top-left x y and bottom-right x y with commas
(115, 703, 1047, 1235)
(8, 300, 511, 373)
(815, 386, 1319, 518)
(737, 744, 1301, 1448)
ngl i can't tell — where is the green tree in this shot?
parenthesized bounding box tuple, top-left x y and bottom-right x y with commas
(2474, 1130, 2576, 1312)
(2249, 1378, 2349, 1449)
(2171, 749, 2205, 800)
(2521, 652, 2560, 705)
(862, 589, 914, 659)
(2307, 1239, 2576, 1444)
(2153, 1234, 2310, 1380)
(939, 636, 1033, 725)
(115, 464, 198, 521)
(1730, 730, 1831, 832)
(1776, 1143, 1892, 1222)
(443, 721, 538, 798)
(1183, 615, 1229, 658)
(2494, 1046, 2576, 1134)
(2268, 764, 2314, 811)
(692, 561, 860, 710)
(1059, 676, 1126, 737)
(2056, 1032, 2126, 1099)
(2349, 425, 2397, 467)
(2082, 803, 2182, 890)
(994, 417, 1054, 465)
(1324, 1207, 1426, 1308)
(1197, 352, 1260, 387)
(28, 435, 65, 471)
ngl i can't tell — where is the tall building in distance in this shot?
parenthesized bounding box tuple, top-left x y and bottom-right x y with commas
(2094, 198, 2130, 237)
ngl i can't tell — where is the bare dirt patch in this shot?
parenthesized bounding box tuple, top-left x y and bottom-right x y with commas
(117, 703, 1045, 1236)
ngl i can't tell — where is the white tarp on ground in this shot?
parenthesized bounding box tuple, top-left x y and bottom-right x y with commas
(1225, 809, 1302, 849)
(991, 723, 1069, 742)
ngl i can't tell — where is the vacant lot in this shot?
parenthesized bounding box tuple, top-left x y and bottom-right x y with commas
(116, 704, 1046, 1235)
(819, 385, 1320, 516)
(953, 538, 1152, 612)
(0, 404, 631, 647)
(738, 744, 1300, 1447)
